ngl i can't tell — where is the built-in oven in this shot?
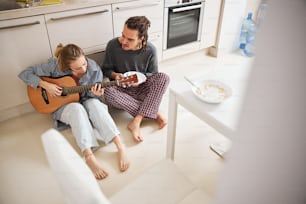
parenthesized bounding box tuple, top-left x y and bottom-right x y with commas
(163, 0, 205, 50)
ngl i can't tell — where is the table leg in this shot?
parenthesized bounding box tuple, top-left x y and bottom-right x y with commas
(166, 91, 178, 160)
(209, 141, 232, 159)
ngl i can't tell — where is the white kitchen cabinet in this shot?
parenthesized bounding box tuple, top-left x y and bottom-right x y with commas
(200, 0, 222, 49)
(45, 5, 113, 55)
(0, 15, 52, 118)
(149, 32, 163, 61)
(111, 0, 164, 37)
(112, 0, 164, 61)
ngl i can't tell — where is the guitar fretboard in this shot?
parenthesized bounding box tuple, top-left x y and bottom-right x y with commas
(62, 80, 118, 95)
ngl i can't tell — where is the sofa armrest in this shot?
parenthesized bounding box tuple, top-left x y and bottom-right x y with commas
(41, 128, 110, 204)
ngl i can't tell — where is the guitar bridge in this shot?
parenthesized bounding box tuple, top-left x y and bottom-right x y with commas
(41, 88, 49, 104)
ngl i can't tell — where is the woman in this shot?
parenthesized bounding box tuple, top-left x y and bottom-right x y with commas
(19, 44, 129, 180)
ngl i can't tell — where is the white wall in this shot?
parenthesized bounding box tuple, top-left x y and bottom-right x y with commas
(245, 0, 262, 18)
(214, 0, 306, 203)
(214, 0, 261, 56)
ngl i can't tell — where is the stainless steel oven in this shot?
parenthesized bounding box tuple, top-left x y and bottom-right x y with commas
(163, 0, 205, 50)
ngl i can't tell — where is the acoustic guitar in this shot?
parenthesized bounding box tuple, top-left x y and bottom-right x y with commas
(27, 74, 138, 114)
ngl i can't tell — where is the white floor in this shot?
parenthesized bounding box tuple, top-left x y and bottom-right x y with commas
(0, 50, 254, 204)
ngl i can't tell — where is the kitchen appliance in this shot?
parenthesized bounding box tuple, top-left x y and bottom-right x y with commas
(163, 0, 205, 50)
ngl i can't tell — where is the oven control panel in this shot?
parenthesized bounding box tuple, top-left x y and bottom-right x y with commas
(165, 0, 204, 7)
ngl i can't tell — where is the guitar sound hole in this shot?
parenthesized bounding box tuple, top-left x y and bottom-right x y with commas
(61, 88, 68, 96)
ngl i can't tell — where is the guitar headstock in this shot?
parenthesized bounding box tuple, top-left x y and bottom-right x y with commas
(118, 74, 139, 87)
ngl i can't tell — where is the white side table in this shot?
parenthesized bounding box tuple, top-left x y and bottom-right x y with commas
(166, 66, 251, 159)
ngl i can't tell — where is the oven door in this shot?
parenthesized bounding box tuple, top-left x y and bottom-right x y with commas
(164, 2, 204, 49)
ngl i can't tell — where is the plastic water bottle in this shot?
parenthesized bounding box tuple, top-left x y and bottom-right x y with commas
(244, 17, 256, 57)
(239, 13, 251, 50)
(243, 40, 255, 57)
(239, 13, 256, 57)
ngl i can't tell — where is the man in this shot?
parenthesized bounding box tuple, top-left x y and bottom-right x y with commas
(102, 16, 170, 142)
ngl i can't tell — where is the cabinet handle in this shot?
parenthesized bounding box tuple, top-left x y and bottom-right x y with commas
(0, 21, 40, 30)
(50, 9, 109, 21)
(114, 1, 161, 11)
(150, 34, 160, 41)
(172, 4, 202, 13)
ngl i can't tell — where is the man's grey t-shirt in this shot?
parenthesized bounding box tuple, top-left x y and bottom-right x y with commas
(102, 38, 159, 78)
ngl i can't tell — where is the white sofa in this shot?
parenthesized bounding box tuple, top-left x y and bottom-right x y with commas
(41, 129, 211, 204)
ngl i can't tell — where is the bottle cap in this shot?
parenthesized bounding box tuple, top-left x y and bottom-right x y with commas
(247, 13, 252, 19)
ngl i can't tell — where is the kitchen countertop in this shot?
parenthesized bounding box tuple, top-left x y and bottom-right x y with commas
(0, 0, 134, 21)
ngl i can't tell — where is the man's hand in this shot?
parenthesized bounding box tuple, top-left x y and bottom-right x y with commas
(111, 72, 139, 87)
(111, 72, 124, 80)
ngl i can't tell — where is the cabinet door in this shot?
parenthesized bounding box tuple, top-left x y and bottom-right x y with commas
(112, 0, 164, 37)
(45, 5, 113, 55)
(200, 0, 222, 48)
(0, 15, 51, 112)
(149, 32, 163, 62)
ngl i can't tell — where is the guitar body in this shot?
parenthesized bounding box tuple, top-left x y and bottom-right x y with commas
(27, 74, 138, 114)
(27, 76, 80, 114)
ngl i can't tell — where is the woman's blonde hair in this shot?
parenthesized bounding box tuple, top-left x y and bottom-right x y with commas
(54, 43, 85, 72)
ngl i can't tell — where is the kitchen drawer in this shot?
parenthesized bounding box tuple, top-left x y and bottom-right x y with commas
(0, 15, 51, 112)
(45, 5, 113, 55)
(112, 0, 164, 37)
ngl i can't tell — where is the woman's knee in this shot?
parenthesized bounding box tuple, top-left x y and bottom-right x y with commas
(60, 103, 88, 125)
(65, 103, 87, 117)
(84, 98, 108, 114)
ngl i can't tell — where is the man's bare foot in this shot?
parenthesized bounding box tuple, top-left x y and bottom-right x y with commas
(157, 113, 167, 129)
(128, 115, 144, 142)
(118, 147, 130, 172)
(85, 153, 108, 180)
(128, 122, 143, 142)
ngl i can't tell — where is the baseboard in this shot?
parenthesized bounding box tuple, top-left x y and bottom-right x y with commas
(208, 46, 218, 57)
(162, 42, 201, 61)
(0, 103, 35, 122)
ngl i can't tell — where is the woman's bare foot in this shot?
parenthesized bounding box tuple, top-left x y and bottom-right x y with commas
(112, 136, 130, 171)
(85, 153, 108, 180)
(156, 113, 167, 129)
(127, 115, 144, 142)
(117, 147, 130, 172)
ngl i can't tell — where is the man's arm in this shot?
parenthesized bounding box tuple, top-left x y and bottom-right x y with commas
(102, 40, 117, 79)
(145, 42, 159, 77)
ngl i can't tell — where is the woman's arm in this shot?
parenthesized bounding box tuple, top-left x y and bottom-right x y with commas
(18, 58, 59, 88)
(18, 58, 64, 96)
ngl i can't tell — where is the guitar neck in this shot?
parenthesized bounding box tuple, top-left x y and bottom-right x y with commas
(62, 80, 118, 95)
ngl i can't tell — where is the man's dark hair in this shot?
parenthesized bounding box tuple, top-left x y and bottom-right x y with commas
(125, 16, 151, 51)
